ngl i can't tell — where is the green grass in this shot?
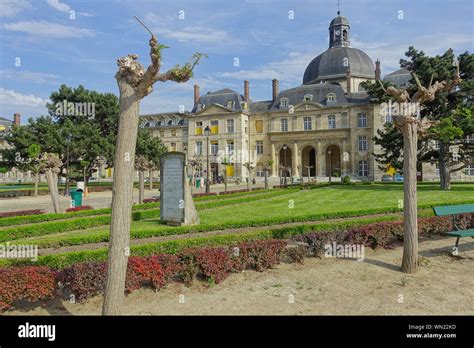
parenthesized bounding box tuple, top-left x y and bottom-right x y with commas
(3, 183, 474, 251)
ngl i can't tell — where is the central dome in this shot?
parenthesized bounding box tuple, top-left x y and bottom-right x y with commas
(303, 14, 375, 85)
(303, 46, 375, 85)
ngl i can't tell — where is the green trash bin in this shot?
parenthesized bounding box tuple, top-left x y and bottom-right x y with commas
(70, 189, 83, 207)
(196, 178, 201, 188)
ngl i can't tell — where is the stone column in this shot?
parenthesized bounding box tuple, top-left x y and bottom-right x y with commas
(317, 141, 324, 177)
(271, 142, 277, 176)
(292, 141, 299, 177)
(342, 139, 347, 174)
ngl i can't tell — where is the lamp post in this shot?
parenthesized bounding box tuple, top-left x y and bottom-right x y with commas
(65, 133, 72, 195)
(283, 144, 288, 187)
(328, 150, 332, 183)
(204, 126, 211, 193)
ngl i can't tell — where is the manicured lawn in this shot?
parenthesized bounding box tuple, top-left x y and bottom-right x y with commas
(13, 183, 474, 248)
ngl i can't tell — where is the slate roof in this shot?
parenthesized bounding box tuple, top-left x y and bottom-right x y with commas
(0, 117, 12, 127)
(383, 68, 412, 87)
(269, 83, 369, 111)
(303, 46, 375, 84)
(192, 89, 245, 113)
(249, 100, 272, 113)
(329, 15, 350, 27)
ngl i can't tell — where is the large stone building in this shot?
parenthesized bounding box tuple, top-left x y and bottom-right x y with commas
(140, 13, 472, 183)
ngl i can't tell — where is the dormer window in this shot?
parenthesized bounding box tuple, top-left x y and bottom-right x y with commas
(197, 103, 204, 111)
(280, 98, 289, 108)
(327, 93, 336, 103)
(226, 100, 235, 109)
(303, 94, 313, 102)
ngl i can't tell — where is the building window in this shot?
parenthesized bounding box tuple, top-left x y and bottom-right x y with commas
(210, 120, 219, 134)
(357, 113, 367, 128)
(195, 121, 203, 135)
(227, 141, 234, 155)
(226, 119, 234, 133)
(281, 118, 288, 132)
(255, 120, 263, 133)
(328, 115, 336, 129)
(195, 141, 203, 155)
(466, 134, 474, 143)
(171, 130, 176, 136)
(385, 114, 393, 123)
(327, 93, 336, 103)
(280, 98, 289, 108)
(303, 117, 312, 131)
(358, 160, 368, 176)
(433, 140, 440, 150)
(435, 163, 440, 176)
(303, 94, 313, 102)
(466, 164, 474, 176)
(256, 166, 264, 177)
(210, 141, 219, 155)
(226, 100, 235, 109)
(358, 136, 368, 151)
(159, 131, 164, 137)
(256, 140, 263, 155)
(170, 143, 177, 151)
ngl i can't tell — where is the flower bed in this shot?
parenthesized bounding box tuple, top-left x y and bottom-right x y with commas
(0, 209, 46, 218)
(65, 206, 94, 213)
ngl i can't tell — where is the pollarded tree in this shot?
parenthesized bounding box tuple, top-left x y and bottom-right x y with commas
(40, 153, 62, 213)
(102, 17, 205, 315)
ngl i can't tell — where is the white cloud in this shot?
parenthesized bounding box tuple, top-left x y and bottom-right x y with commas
(144, 13, 239, 47)
(0, 69, 60, 85)
(46, 0, 71, 13)
(0, 0, 30, 17)
(3, 20, 95, 39)
(0, 88, 47, 108)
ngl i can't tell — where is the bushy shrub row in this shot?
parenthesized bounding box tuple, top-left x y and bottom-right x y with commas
(0, 209, 46, 219)
(0, 239, 288, 311)
(65, 206, 94, 213)
(294, 214, 471, 256)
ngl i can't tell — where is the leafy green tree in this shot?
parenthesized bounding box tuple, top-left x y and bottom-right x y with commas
(362, 47, 473, 189)
(135, 127, 167, 202)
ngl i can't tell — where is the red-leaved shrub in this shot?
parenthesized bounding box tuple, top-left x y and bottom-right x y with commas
(0, 209, 46, 218)
(61, 262, 107, 302)
(191, 247, 233, 284)
(0, 266, 58, 311)
(232, 239, 287, 272)
(65, 206, 93, 213)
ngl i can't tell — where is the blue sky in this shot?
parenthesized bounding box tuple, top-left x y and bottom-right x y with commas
(0, 0, 473, 121)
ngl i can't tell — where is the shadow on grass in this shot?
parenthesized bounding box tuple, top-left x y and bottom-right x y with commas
(362, 258, 403, 273)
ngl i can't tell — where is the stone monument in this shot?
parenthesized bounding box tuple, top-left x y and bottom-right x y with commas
(160, 152, 199, 226)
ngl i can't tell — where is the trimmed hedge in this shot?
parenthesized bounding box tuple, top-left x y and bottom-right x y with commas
(0, 209, 46, 219)
(0, 239, 290, 311)
(3, 213, 467, 269)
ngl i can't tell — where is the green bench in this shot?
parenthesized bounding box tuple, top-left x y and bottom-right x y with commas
(433, 203, 474, 256)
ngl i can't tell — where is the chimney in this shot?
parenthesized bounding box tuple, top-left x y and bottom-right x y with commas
(244, 80, 249, 103)
(375, 59, 381, 80)
(272, 79, 279, 101)
(346, 69, 351, 93)
(13, 113, 21, 126)
(193, 84, 200, 107)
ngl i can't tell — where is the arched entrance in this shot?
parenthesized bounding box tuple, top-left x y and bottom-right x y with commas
(279, 145, 292, 177)
(301, 146, 316, 177)
(326, 145, 341, 176)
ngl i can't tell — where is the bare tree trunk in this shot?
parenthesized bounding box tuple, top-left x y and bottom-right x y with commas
(439, 142, 451, 190)
(103, 82, 139, 315)
(223, 170, 227, 193)
(401, 121, 418, 274)
(45, 169, 60, 213)
(264, 169, 269, 190)
(139, 170, 145, 204)
(33, 172, 39, 197)
(149, 169, 153, 190)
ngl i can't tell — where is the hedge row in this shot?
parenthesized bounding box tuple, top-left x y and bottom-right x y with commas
(1, 189, 299, 241)
(0, 239, 288, 311)
(0, 187, 287, 228)
(0, 209, 46, 218)
(3, 213, 468, 269)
